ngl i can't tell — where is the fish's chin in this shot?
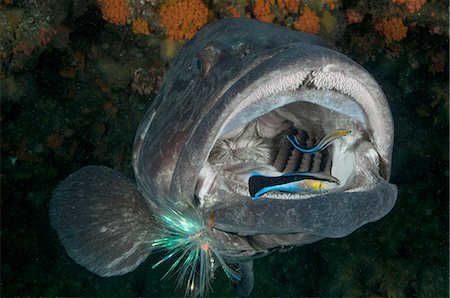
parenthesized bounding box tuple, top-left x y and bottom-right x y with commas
(195, 93, 379, 208)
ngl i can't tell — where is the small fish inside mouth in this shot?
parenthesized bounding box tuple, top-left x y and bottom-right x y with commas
(287, 129, 351, 153)
(249, 171, 340, 199)
(197, 106, 354, 206)
(246, 129, 350, 199)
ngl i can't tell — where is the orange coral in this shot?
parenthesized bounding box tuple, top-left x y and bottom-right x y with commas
(321, 0, 338, 10)
(160, 0, 210, 41)
(277, 0, 299, 14)
(97, 0, 130, 26)
(227, 6, 241, 18)
(39, 27, 52, 46)
(132, 18, 151, 35)
(253, 0, 275, 23)
(375, 17, 408, 43)
(392, 0, 426, 13)
(345, 8, 363, 24)
(294, 6, 320, 34)
(12, 42, 35, 56)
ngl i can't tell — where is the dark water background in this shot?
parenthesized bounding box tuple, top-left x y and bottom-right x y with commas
(1, 0, 448, 296)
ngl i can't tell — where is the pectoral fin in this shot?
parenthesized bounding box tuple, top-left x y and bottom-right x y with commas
(49, 166, 155, 277)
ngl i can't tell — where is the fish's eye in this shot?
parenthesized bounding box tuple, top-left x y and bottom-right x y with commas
(192, 56, 202, 75)
(196, 58, 202, 72)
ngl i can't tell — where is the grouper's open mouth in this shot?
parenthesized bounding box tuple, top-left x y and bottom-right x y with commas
(195, 68, 385, 208)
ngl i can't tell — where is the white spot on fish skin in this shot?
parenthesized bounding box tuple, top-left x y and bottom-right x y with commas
(196, 163, 217, 203)
(106, 234, 146, 269)
(322, 64, 335, 72)
(133, 109, 157, 174)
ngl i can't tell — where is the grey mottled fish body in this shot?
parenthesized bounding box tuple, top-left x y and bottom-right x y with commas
(50, 18, 397, 296)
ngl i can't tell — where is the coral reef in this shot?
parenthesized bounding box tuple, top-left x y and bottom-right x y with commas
(212, 0, 249, 18)
(97, 0, 130, 25)
(375, 17, 408, 43)
(131, 66, 163, 95)
(293, 6, 320, 34)
(131, 18, 152, 35)
(159, 0, 210, 40)
(225, 6, 240, 17)
(392, 0, 426, 13)
(0, 2, 68, 73)
(253, 0, 275, 23)
(321, 0, 338, 11)
(345, 8, 363, 25)
(277, 0, 299, 14)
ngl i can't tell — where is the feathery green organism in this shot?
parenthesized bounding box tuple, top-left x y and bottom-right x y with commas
(148, 201, 241, 296)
